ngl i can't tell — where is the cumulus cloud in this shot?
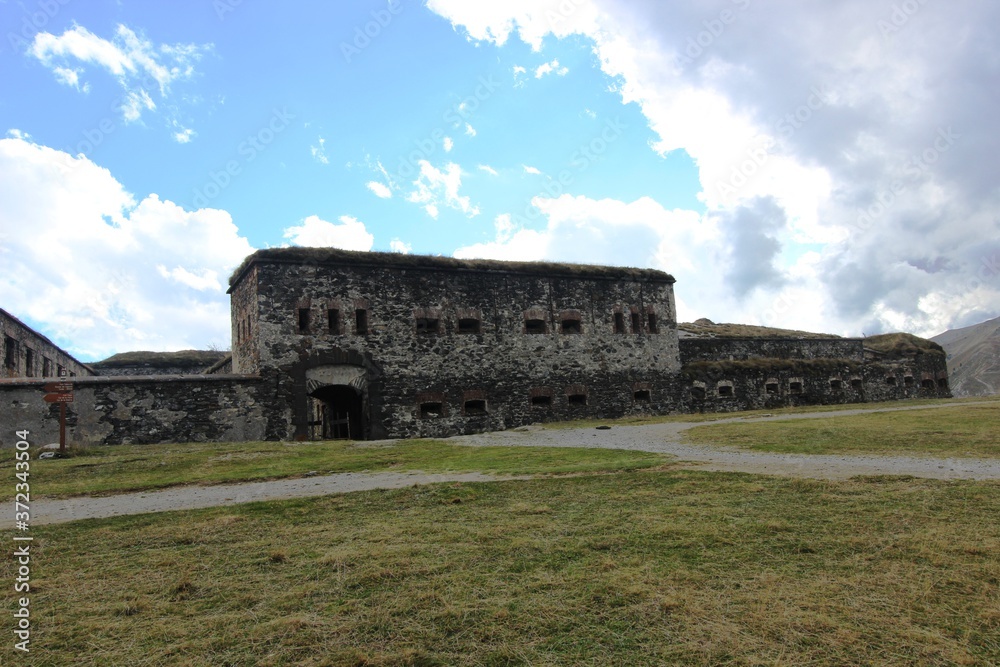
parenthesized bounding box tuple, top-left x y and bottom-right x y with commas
(282, 215, 375, 251)
(406, 160, 480, 219)
(0, 137, 254, 360)
(427, 0, 1000, 337)
(535, 58, 569, 78)
(522, 165, 542, 175)
(366, 181, 393, 199)
(443, 136, 454, 152)
(465, 123, 477, 137)
(28, 24, 208, 123)
(390, 239, 412, 253)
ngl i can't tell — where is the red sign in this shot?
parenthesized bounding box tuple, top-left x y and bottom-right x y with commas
(44, 393, 74, 404)
(44, 382, 73, 393)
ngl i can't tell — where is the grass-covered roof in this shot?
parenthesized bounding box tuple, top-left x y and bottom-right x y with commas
(228, 248, 675, 289)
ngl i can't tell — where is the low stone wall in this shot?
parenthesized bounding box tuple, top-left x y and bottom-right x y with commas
(0, 375, 270, 447)
(680, 337, 865, 364)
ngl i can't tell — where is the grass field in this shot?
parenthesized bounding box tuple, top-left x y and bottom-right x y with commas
(0, 439, 669, 499)
(4, 470, 998, 666)
(684, 402, 1000, 458)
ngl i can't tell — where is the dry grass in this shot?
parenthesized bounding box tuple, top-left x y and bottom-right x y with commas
(685, 402, 1000, 457)
(0, 439, 668, 499)
(4, 471, 999, 665)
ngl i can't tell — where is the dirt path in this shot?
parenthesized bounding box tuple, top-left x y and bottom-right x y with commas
(11, 401, 998, 527)
(454, 400, 1000, 481)
(10, 472, 526, 528)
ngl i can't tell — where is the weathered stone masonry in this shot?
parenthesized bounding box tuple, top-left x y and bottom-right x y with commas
(1, 308, 94, 380)
(0, 248, 951, 446)
(228, 249, 681, 440)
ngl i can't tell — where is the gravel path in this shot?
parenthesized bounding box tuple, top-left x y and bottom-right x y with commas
(11, 400, 997, 528)
(11, 472, 526, 528)
(452, 401, 1000, 481)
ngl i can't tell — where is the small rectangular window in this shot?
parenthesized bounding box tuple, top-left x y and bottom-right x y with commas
(631, 312, 642, 334)
(691, 386, 706, 400)
(560, 318, 581, 334)
(420, 402, 443, 419)
(937, 378, 948, 389)
(458, 318, 481, 334)
(356, 309, 369, 335)
(57, 364, 65, 377)
(531, 395, 552, 407)
(904, 376, 914, 387)
(328, 309, 340, 334)
(921, 378, 935, 389)
(43, 357, 53, 377)
(416, 317, 440, 334)
(568, 393, 587, 406)
(525, 318, 546, 334)
(647, 313, 658, 334)
(851, 379, 863, 389)
(25, 348, 34, 377)
(765, 382, 779, 395)
(4, 335, 17, 371)
(886, 376, 897, 386)
(464, 399, 487, 416)
(830, 379, 843, 391)
(297, 308, 310, 334)
(789, 381, 803, 395)
(633, 390, 651, 403)
(718, 385, 733, 397)
(614, 312, 626, 334)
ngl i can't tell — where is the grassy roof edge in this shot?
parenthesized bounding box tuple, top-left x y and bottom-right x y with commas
(228, 248, 676, 289)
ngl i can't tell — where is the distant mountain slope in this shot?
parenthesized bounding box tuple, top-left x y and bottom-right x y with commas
(931, 316, 1000, 396)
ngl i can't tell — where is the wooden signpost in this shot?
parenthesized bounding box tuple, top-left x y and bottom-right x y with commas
(43, 379, 73, 455)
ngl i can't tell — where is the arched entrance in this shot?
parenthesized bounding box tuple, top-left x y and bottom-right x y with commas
(306, 365, 368, 441)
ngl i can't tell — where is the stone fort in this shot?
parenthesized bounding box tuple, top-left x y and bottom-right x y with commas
(0, 248, 951, 446)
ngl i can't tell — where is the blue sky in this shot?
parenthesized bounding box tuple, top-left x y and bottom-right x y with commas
(1, 0, 998, 361)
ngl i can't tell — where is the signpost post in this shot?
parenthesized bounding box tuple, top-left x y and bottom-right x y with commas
(43, 380, 73, 455)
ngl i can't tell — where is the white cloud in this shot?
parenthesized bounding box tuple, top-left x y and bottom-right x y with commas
(478, 164, 499, 176)
(282, 215, 375, 251)
(513, 64, 527, 87)
(523, 165, 542, 175)
(121, 89, 155, 123)
(0, 136, 254, 359)
(390, 239, 412, 254)
(173, 128, 195, 144)
(28, 24, 208, 123)
(465, 123, 477, 137)
(406, 160, 480, 219)
(443, 136, 454, 152)
(6, 129, 32, 141)
(427, 0, 1000, 337)
(366, 181, 393, 199)
(535, 59, 569, 78)
(311, 136, 329, 164)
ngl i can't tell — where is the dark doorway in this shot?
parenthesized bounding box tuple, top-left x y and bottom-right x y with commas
(311, 385, 365, 440)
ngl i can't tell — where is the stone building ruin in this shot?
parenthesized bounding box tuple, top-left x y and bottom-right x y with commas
(0, 249, 951, 446)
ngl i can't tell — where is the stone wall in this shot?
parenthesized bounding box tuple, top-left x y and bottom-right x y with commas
(1, 308, 94, 379)
(0, 375, 270, 447)
(230, 249, 680, 440)
(679, 337, 865, 364)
